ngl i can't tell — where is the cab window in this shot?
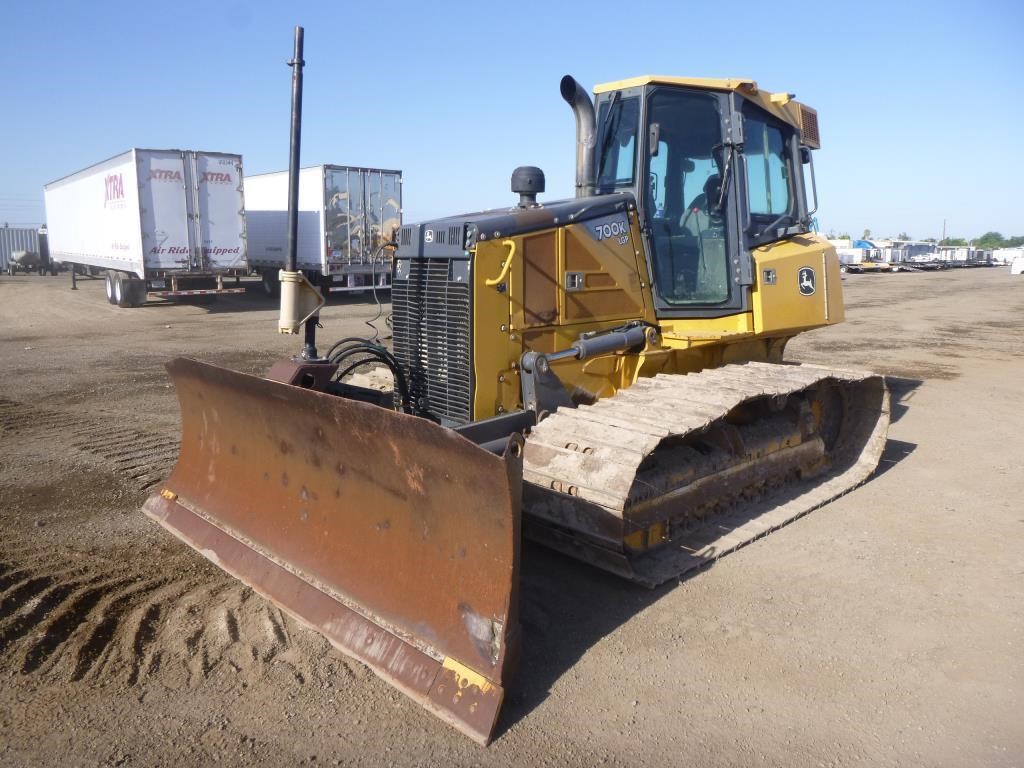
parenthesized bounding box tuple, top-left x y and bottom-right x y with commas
(744, 112, 793, 217)
(596, 96, 640, 189)
(643, 88, 730, 306)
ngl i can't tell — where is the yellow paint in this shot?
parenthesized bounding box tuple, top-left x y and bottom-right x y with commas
(751, 234, 844, 334)
(160, 489, 178, 502)
(594, 75, 757, 94)
(470, 196, 836, 419)
(472, 239, 518, 420)
(484, 240, 517, 286)
(623, 521, 670, 552)
(623, 529, 646, 552)
(441, 656, 495, 693)
(593, 75, 813, 141)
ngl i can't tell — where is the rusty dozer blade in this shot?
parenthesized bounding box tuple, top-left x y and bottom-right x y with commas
(143, 358, 522, 744)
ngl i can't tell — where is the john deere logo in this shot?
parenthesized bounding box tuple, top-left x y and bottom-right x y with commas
(798, 266, 816, 296)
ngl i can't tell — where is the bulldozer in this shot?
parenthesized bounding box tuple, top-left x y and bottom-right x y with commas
(143, 35, 889, 745)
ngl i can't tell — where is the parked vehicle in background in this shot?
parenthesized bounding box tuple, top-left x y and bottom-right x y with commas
(244, 165, 401, 295)
(835, 246, 892, 273)
(992, 247, 1024, 266)
(43, 149, 248, 307)
(0, 226, 55, 275)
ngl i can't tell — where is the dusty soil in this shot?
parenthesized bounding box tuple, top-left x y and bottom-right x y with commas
(0, 269, 1021, 767)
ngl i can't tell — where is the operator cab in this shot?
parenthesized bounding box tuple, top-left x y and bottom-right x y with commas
(589, 77, 819, 318)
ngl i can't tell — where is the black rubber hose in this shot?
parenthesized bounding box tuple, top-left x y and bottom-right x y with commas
(331, 345, 410, 411)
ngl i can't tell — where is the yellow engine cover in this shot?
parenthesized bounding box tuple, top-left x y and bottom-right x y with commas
(750, 234, 844, 334)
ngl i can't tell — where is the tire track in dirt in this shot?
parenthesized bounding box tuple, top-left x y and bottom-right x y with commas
(0, 397, 180, 491)
(0, 541, 315, 692)
(1, 393, 322, 693)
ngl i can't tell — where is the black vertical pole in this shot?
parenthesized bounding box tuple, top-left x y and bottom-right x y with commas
(286, 26, 318, 359)
(286, 26, 303, 274)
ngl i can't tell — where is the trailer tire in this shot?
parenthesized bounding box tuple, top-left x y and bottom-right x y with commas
(126, 278, 147, 307)
(105, 272, 117, 304)
(261, 270, 280, 297)
(114, 273, 130, 308)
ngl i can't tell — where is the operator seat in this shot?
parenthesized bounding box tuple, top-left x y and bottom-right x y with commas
(679, 174, 728, 302)
(681, 174, 722, 236)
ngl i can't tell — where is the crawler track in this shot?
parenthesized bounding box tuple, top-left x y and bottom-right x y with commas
(523, 362, 890, 585)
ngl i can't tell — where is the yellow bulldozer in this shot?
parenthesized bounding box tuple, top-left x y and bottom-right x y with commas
(143, 34, 889, 745)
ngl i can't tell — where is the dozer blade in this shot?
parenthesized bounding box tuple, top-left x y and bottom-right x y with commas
(143, 358, 522, 744)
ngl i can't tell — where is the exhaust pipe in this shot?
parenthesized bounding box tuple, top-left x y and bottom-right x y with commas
(560, 75, 597, 198)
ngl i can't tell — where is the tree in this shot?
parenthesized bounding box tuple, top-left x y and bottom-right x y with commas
(861, 228, 872, 240)
(923, 237, 937, 243)
(1006, 235, 1024, 248)
(837, 232, 851, 240)
(939, 237, 968, 246)
(975, 231, 1005, 249)
(897, 232, 911, 240)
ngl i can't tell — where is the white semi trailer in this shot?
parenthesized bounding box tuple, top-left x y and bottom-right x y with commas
(244, 165, 400, 295)
(43, 149, 248, 307)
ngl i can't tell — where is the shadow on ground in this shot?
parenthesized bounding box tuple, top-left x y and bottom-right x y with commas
(885, 376, 923, 424)
(495, 379, 919, 738)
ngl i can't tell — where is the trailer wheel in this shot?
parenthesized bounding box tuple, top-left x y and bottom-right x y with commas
(126, 278, 147, 307)
(261, 270, 280, 297)
(105, 272, 117, 304)
(114, 273, 130, 308)
(113, 275, 145, 308)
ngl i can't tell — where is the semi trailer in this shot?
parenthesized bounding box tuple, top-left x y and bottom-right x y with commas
(244, 164, 400, 295)
(43, 149, 248, 307)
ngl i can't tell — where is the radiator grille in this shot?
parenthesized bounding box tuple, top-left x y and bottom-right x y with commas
(392, 258, 472, 424)
(799, 103, 820, 149)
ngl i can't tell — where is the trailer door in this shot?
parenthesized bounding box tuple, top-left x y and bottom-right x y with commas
(378, 171, 401, 246)
(139, 150, 192, 271)
(191, 153, 246, 271)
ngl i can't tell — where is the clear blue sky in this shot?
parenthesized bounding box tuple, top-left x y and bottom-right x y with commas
(1, 0, 1021, 241)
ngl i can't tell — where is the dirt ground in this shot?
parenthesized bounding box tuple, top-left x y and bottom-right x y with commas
(0, 267, 1021, 767)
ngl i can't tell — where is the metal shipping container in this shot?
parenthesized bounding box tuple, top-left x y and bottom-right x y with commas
(244, 165, 401, 294)
(43, 149, 248, 306)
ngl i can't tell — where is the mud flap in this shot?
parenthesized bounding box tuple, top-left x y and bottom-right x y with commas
(143, 358, 522, 744)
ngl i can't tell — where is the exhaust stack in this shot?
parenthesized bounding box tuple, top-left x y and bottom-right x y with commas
(559, 75, 597, 198)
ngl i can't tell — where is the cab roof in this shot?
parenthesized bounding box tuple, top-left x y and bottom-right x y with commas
(593, 75, 820, 148)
